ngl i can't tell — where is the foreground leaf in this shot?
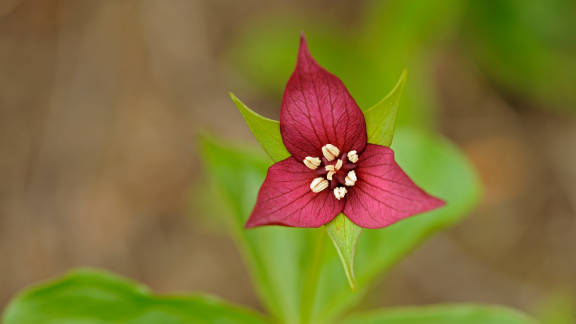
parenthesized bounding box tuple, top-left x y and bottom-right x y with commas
(341, 304, 538, 324)
(364, 70, 406, 145)
(2, 269, 268, 324)
(230, 93, 289, 161)
(325, 214, 362, 290)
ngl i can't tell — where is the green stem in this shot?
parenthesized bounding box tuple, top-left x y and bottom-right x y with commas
(299, 229, 327, 324)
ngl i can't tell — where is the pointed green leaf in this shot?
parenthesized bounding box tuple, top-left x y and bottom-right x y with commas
(341, 304, 538, 324)
(325, 213, 362, 290)
(230, 93, 289, 162)
(2, 269, 269, 324)
(364, 70, 407, 146)
(324, 71, 406, 291)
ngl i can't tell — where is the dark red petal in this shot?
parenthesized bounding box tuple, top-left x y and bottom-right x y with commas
(343, 144, 445, 229)
(246, 157, 344, 228)
(279, 34, 367, 161)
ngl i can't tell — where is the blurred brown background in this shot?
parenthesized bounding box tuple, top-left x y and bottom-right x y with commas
(0, 0, 574, 316)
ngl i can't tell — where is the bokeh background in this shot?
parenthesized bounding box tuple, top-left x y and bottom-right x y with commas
(1, 0, 575, 319)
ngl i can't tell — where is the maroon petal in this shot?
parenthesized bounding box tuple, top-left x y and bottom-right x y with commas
(280, 34, 367, 161)
(344, 144, 445, 229)
(246, 157, 344, 228)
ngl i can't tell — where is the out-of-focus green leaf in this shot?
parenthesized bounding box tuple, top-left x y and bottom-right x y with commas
(312, 127, 481, 323)
(229, 0, 463, 129)
(228, 24, 358, 97)
(465, 0, 576, 109)
(2, 269, 269, 324)
(535, 293, 575, 324)
(230, 93, 289, 161)
(341, 304, 538, 324)
(361, 0, 463, 126)
(200, 136, 320, 324)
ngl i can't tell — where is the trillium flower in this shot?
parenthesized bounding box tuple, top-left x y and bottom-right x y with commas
(246, 35, 445, 229)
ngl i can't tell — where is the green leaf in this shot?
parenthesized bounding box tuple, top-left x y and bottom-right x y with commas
(466, 0, 576, 109)
(230, 93, 289, 162)
(535, 293, 575, 324)
(364, 70, 407, 146)
(325, 214, 362, 290)
(2, 269, 269, 324)
(341, 304, 539, 324)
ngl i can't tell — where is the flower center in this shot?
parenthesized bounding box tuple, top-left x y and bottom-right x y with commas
(304, 144, 359, 200)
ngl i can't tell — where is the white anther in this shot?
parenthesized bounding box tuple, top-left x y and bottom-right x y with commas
(322, 144, 340, 161)
(327, 170, 336, 181)
(333, 187, 348, 200)
(303, 156, 321, 170)
(325, 165, 335, 172)
(345, 170, 357, 186)
(347, 150, 359, 163)
(310, 177, 329, 193)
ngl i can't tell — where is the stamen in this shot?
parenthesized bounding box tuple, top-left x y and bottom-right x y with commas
(347, 150, 359, 163)
(325, 165, 335, 172)
(322, 144, 340, 161)
(333, 187, 347, 200)
(327, 170, 336, 181)
(310, 177, 329, 193)
(345, 170, 357, 186)
(303, 156, 321, 170)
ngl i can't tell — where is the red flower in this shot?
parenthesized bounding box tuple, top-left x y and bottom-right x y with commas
(246, 35, 444, 229)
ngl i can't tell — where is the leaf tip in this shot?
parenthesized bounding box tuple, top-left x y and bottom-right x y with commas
(400, 68, 408, 82)
(395, 69, 408, 94)
(350, 279, 358, 292)
(229, 93, 251, 118)
(229, 92, 241, 105)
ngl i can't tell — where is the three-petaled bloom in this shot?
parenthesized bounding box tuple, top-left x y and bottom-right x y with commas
(246, 35, 445, 229)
